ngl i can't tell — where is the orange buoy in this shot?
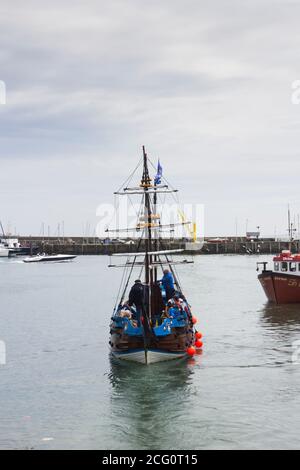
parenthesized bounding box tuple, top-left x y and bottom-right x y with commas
(186, 346, 196, 356)
(195, 340, 203, 349)
(192, 316, 198, 324)
(195, 332, 202, 339)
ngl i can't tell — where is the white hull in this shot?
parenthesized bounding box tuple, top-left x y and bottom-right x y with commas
(0, 249, 9, 257)
(112, 349, 186, 365)
(23, 254, 76, 263)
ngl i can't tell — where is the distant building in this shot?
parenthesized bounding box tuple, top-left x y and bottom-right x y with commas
(246, 231, 260, 240)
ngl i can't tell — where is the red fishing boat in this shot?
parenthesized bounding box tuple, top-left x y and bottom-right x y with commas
(257, 250, 300, 304)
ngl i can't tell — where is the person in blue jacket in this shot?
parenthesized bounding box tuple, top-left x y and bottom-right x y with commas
(161, 269, 175, 301)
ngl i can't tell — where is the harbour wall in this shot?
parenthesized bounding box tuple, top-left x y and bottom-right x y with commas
(15, 237, 300, 255)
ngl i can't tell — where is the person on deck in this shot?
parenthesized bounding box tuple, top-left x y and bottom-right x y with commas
(167, 294, 187, 319)
(161, 269, 175, 301)
(128, 279, 145, 324)
(166, 293, 183, 311)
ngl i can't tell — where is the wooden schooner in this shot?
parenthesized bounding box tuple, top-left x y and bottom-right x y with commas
(108, 146, 201, 364)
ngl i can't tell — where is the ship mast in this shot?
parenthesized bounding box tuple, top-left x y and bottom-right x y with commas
(287, 205, 296, 251)
(141, 146, 153, 317)
(109, 147, 193, 312)
(288, 205, 291, 244)
(153, 179, 158, 284)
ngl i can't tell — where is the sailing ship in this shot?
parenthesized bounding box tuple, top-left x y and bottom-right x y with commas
(108, 146, 202, 364)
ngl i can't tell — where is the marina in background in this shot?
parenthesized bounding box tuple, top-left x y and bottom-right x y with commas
(5, 235, 300, 256)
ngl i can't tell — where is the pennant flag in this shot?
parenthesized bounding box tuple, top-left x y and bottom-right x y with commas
(154, 159, 162, 185)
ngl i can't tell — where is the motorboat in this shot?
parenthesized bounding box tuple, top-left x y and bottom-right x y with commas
(23, 253, 77, 263)
(0, 238, 33, 256)
(0, 243, 9, 257)
(257, 250, 300, 304)
(257, 208, 300, 304)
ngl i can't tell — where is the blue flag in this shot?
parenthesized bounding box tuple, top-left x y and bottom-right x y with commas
(154, 160, 162, 185)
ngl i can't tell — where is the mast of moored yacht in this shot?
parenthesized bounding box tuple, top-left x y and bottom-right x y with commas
(287, 204, 296, 251)
(0, 221, 6, 238)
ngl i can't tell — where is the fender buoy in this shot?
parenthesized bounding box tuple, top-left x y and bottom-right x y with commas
(186, 346, 196, 356)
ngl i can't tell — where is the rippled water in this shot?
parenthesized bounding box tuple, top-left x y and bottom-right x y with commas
(0, 255, 300, 449)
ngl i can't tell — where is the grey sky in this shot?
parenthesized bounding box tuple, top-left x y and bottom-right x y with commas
(0, 0, 300, 237)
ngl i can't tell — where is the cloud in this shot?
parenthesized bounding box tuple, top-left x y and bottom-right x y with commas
(0, 0, 300, 235)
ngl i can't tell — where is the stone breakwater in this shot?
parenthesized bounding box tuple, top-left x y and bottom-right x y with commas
(15, 236, 300, 255)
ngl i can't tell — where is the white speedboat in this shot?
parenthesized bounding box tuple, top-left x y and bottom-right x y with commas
(23, 253, 77, 263)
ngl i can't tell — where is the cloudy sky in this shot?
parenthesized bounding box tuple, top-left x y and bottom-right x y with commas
(1, 0, 300, 237)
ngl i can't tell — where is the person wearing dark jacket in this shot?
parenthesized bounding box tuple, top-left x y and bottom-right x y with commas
(128, 279, 146, 324)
